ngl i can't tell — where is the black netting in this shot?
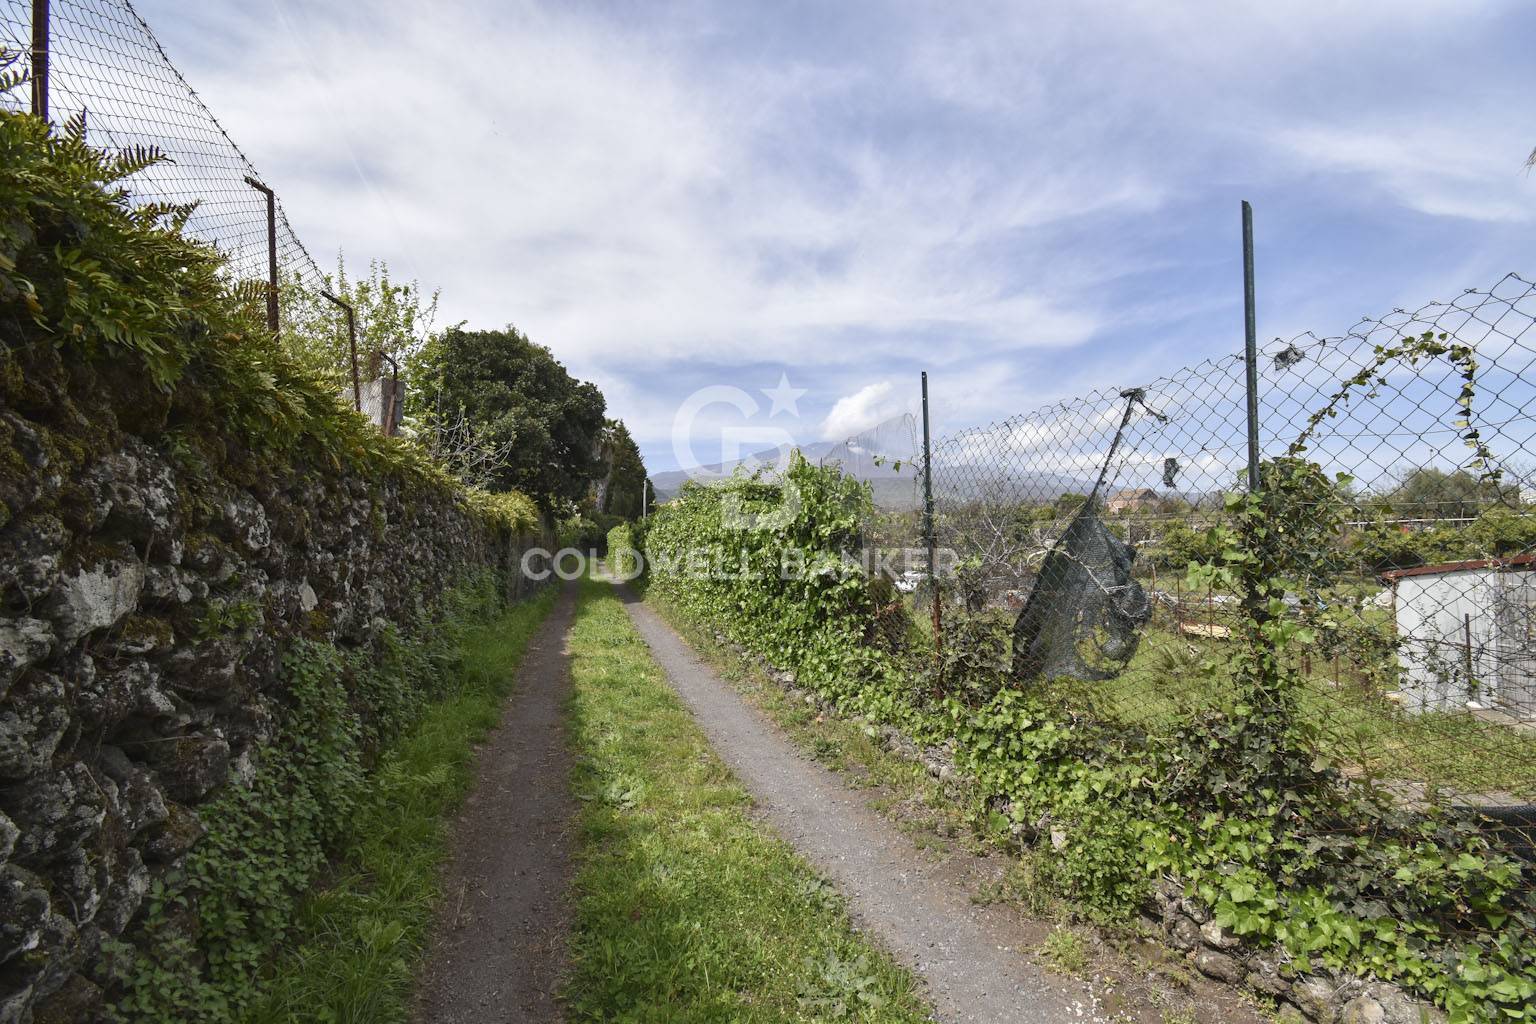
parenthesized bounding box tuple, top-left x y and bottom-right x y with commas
(852, 274, 1536, 861)
(1010, 507, 1150, 681)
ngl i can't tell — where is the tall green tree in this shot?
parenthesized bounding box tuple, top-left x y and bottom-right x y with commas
(418, 326, 606, 511)
(594, 419, 648, 519)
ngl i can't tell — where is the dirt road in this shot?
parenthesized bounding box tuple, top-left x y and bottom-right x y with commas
(414, 583, 578, 1023)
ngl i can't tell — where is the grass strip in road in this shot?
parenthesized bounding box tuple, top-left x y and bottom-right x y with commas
(563, 579, 932, 1023)
(244, 586, 559, 1024)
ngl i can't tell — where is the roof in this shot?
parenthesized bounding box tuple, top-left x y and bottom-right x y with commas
(1380, 553, 1536, 581)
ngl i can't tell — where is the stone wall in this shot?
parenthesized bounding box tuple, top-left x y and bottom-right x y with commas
(0, 358, 546, 1022)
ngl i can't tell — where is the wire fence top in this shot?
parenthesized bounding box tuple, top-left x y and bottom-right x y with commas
(1, 0, 323, 289)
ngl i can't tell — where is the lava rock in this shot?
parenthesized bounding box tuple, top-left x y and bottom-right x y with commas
(1166, 914, 1201, 952)
(0, 515, 67, 605)
(0, 864, 51, 964)
(0, 618, 55, 702)
(147, 733, 230, 803)
(1199, 918, 1242, 950)
(0, 764, 109, 864)
(140, 801, 205, 864)
(0, 672, 70, 779)
(1291, 976, 1341, 1024)
(43, 555, 145, 645)
(1195, 949, 1245, 984)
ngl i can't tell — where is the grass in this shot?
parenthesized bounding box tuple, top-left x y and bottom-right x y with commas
(903, 575, 1536, 799)
(244, 586, 559, 1024)
(562, 578, 931, 1023)
(1039, 927, 1090, 977)
(1048, 622, 1536, 799)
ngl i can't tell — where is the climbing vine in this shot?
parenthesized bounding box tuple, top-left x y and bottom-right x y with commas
(640, 334, 1536, 1021)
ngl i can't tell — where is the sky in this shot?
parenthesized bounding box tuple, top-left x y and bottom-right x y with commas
(123, 0, 1536, 473)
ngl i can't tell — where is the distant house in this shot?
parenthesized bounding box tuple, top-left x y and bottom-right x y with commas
(1105, 488, 1160, 514)
(1380, 555, 1536, 721)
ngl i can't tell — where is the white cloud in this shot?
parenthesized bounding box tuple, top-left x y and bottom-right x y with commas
(821, 381, 913, 440)
(1268, 124, 1534, 223)
(117, 0, 1536, 471)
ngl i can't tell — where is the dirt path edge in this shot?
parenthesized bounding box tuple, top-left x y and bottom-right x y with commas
(414, 581, 578, 1024)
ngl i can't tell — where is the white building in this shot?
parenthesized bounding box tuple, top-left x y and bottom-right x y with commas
(1381, 556, 1536, 720)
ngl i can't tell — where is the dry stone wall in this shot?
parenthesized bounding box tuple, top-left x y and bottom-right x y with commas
(0, 359, 545, 1022)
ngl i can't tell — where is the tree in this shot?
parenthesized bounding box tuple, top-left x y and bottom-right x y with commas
(418, 326, 606, 511)
(593, 419, 648, 519)
(281, 256, 440, 389)
(1381, 466, 1513, 520)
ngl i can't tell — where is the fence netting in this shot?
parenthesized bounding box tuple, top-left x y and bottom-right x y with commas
(839, 273, 1536, 862)
(1, 0, 324, 292)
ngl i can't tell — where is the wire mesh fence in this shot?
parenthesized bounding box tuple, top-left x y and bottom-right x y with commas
(0, 0, 407, 422)
(838, 272, 1536, 859)
(1, 0, 323, 289)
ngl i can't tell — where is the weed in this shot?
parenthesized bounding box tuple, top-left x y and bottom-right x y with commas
(1040, 927, 1091, 978)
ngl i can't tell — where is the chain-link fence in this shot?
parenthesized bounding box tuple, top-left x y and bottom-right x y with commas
(839, 272, 1536, 856)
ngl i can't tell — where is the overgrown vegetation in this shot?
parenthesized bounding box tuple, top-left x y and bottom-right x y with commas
(244, 587, 557, 1024)
(1, 70, 561, 1020)
(607, 520, 644, 579)
(0, 67, 541, 537)
(278, 256, 440, 393)
(563, 579, 930, 1022)
(108, 576, 550, 1023)
(642, 391, 1535, 1020)
(594, 419, 649, 520)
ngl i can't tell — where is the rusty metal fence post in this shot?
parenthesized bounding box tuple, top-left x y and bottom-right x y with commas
(30, 0, 48, 119)
(243, 177, 279, 337)
(319, 290, 361, 411)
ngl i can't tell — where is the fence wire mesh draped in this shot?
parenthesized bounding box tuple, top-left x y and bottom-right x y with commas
(842, 273, 1536, 860)
(0, 0, 323, 290)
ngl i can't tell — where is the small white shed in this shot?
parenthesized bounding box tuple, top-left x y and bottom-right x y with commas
(1381, 556, 1536, 720)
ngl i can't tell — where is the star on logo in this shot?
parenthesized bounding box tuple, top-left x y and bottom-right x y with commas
(761, 373, 807, 418)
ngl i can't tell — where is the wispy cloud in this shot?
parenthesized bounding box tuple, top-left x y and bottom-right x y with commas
(134, 0, 1536, 470)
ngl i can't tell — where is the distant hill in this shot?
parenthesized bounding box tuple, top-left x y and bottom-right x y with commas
(650, 441, 1097, 511)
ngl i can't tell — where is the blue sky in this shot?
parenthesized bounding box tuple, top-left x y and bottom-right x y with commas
(133, 0, 1536, 473)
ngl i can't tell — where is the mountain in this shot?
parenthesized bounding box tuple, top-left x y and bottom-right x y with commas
(650, 441, 1096, 511)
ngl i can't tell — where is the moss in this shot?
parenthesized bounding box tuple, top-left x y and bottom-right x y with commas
(62, 537, 132, 574)
(303, 608, 331, 636)
(118, 614, 175, 651)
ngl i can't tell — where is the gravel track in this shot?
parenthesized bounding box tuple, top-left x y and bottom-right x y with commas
(617, 586, 1108, 1024)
